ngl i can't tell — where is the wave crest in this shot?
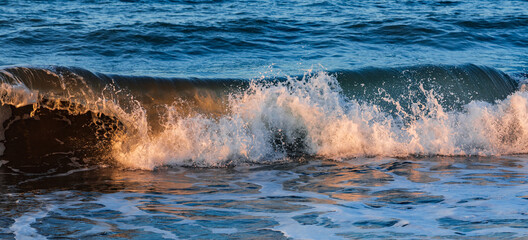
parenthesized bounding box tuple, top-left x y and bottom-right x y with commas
(0, 65, 524, 170)
(114, 71, 528, 169)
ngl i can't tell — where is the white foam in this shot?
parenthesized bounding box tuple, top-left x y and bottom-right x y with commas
(0, 83, 38, 108)
(10, 209, 50, 240)
(111, 72, 528, 169)
(1, 71, 527, 169)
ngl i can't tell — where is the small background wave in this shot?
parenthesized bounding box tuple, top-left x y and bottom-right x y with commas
(0, 0, 527, 77)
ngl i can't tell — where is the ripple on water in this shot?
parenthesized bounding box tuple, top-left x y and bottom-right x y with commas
(2, 156, 528, 238)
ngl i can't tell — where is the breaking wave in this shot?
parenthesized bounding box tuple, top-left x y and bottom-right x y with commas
(0, 64, 525, 170)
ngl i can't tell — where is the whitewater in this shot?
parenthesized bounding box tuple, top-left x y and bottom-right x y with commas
(0, 65, 526, 170)
(114, 70, 528, 169)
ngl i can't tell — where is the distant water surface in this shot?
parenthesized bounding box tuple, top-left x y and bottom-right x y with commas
(0, 0, 526, 77)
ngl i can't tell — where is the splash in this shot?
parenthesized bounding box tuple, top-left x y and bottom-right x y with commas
(112, 72, 528, 169)
(0, 65, 525, 170)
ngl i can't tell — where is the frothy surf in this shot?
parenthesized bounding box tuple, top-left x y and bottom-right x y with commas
(0, 65, 525, 170)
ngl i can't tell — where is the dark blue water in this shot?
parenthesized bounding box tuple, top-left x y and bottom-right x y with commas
(2, 1, 528, 239)
(1, 0, 527, 77)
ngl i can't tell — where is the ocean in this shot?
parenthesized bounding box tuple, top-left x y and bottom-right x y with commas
(1, 0, 528, 239)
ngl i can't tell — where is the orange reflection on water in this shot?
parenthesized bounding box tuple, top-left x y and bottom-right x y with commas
(109, 169, 208, 195)
(331, 192, 370, 201)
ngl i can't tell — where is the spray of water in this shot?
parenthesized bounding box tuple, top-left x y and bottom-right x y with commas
(109, 72, 528, 169)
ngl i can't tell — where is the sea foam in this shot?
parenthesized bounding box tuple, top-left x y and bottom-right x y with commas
(112, 72, 528, 169)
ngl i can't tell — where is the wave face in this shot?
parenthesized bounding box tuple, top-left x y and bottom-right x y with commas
(0, 65, 524, 170)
